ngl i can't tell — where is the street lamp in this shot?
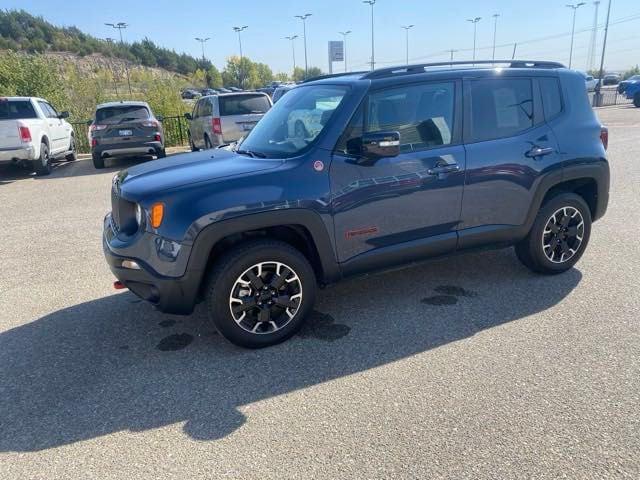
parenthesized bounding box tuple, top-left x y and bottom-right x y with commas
(467, 17, 481, 63)
(363, 1, 376, 71)
(401, 25, 414, 66)
(105, 21, 132, 95)
(492, 14, 500, 62)
(566, 3, 586, 68)
(295, 14, 312, 78)
(233, 26, 248, 88)
(339, 30, 352, 72)
(195, 37, 210, 62)
(285, 35, 298, 74)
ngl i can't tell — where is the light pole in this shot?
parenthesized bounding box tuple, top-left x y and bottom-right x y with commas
(363, 1, 376, 71)
(295, 14, 312, 78)
(285, 35, 298, 74)
(195, 37, 210, 62)
(401, 25, 414, 65)
(566, 3, 586, 68)
(339, 30, 352, 72)
(467, 17, 481, 63)
(105, 22, 132, 95)
(233, 26, 248, 88)
(594, 0, 611, 106)
(492, 14, 500, 62)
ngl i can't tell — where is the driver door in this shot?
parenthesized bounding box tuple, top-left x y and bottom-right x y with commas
(330, 80, 465, 267)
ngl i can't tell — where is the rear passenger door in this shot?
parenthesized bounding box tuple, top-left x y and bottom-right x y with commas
(459, 76, 562, 247)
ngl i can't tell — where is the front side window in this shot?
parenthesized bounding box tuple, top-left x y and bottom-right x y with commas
(200, 100, 212, 117)
(239, 85, 349, 158)
(96, 105, 150, 123)
(38, 101, 56, 118)
(469, 78, 534, 142)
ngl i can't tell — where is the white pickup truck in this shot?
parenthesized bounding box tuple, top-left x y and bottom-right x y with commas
(0, 97, 76, 176)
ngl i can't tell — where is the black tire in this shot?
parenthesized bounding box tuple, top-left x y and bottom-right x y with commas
(65, 136, 77, 162)
(204, 135, 212, 149)
(633, 93, 640, 108)
(32, 142, 51, 176)
(92, 152, 105, 169)
(189, 134, 199, 152)
(204, 240, 317, 348)
(515, 192, 592, 274)
(156, 147, 166, 158)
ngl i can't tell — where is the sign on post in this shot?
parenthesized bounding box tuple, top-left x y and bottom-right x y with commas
(328, 41, 344, 74)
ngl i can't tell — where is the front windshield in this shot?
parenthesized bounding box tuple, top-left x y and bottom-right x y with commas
(238, 85, 349, 158)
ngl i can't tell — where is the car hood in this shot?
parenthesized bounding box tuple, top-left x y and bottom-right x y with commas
(118, 149, 282, 200)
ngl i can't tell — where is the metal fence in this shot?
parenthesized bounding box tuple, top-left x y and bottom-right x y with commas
(588, 90, 633, 107)
(71, 115, 189, 154)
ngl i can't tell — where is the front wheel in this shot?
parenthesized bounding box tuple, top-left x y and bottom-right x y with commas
(205, 240, 317, 348)
(515, 193, 592, 274)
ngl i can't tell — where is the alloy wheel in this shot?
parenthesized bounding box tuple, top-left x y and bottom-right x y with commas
(541, 206, 585, 263)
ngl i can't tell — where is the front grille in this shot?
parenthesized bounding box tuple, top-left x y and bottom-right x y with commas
(111, 176, 137, 235)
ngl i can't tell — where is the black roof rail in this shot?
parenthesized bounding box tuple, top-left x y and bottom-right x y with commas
(302, 71, 369, 83)
(363, 60, 566, 79)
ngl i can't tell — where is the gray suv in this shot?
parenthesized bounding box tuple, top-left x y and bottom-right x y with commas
(185, 92, 272, 150)
(89, 101, 165, 169)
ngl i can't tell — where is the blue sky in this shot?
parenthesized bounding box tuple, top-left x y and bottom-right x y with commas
(6, 0, 640, 73)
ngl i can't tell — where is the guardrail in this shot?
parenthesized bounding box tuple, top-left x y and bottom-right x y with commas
(588, 90, 633, 107)
(70, 115, 190, 154)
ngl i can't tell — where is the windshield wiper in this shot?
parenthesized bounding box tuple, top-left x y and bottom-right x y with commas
(236, 149, 267, 158)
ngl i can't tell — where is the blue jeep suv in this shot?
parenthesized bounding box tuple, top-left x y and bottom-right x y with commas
(103, 60, 610, 348)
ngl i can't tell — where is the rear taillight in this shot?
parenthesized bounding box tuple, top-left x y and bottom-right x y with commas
(90, 124, 107, 134)
(91, 138, 98, 147)
(600, 126, 609, 151)
(212, 117, 222, 135)
(18, 125, 32, 143)
(154, 133, 161, 142)
(142, 120, 159, 128)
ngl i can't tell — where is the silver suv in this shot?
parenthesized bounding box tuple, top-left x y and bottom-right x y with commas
(185, 92, 272, 150)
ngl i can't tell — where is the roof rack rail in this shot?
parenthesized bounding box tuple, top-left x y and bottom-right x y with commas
(302, 71, 368, 83)
(363, 60, 565, 79)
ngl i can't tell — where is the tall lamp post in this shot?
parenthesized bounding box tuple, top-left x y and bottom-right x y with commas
(339, 30, 352, 72)
(295, 14, 312, 78)
(492, 14, 500, 62)
(566, 3, 586, 68)
(401, 25, 415, 66)
(195, 37, 210, 62)
(233, 26, 248, 88)
(105, 22, 132, 95)
(285, 35, 298, 74)
(363, 1, 376, 71)
(467, 17, 481, 63)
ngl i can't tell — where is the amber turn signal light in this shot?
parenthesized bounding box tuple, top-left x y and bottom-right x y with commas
(150, 203, 164, 228)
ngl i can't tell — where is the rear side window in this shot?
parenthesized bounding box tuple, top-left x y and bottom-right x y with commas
(0, 100, 38, 120)
(539, 77, 563, 120)
(366, 82, 455, 152)
(219, 95, 271, 116)
(200, 100, 213, 117)
(96, 105, 150, 123)
(469, 78, 534, 142)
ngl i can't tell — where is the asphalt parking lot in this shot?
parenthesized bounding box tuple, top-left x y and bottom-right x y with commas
(1, 105, 639, 479)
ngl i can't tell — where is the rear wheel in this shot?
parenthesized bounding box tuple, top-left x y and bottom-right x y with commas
(156, 147, 166, 158)
(204, 240, 317, 348)
(633, 92, 640, 108)
(65, 136, 77, 161)
(515, 193, 592, 274)
(189, 134, 199, 152)
(92, 152, 105, 169)
(204, 135, 212, 149)
(32, 142, 51, 176)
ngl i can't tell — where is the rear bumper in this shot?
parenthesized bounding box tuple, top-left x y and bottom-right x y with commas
(93, 141, 163, 158)
(0, 146, 36, 163)
(102, 214, 203, 315)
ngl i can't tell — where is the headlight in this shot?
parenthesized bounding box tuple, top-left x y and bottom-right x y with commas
(135, 204, 143, 226)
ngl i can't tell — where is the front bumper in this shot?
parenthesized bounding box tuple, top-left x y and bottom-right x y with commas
(102, 214, 203, 315)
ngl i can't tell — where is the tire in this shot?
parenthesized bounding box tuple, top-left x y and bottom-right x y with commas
(156, 148, 166, 158)
(633, 93, 640, 108)
(204, 135, 212, 149)
(32, 142, 51, 176)
(515, 193, 592, 274)
(204, 240, 317, 348)
(189, 134, 199, 152)
(92, 152, 105, 169)
(65, 136, 77, 162)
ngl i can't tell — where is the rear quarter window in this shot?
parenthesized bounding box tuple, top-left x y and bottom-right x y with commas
(539, 77, 563, 120)
(219, 95, 271, 116)
(0, 100, 38, 120)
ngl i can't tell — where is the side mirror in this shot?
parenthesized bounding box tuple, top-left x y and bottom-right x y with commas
(58, 111, 70, 119)
(358, 131, 401, 164)
(156, 115, 164, 122)
(86, 120, 93, 126)
(184, 113, 192, 120)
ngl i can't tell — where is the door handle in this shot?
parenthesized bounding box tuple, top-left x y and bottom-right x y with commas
(525, 146, 554, 158)
(428, 164, 460, 175)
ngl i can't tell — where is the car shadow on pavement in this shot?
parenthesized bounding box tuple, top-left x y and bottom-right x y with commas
(0, 249, 582, 452)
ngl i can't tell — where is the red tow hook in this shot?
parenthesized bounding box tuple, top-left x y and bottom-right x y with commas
(113, 281, 127, 290)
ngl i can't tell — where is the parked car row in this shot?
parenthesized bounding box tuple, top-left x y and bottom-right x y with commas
(182, 87, 244, 99)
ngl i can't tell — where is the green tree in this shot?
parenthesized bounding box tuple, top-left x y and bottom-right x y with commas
(255, 62, 274, 86)
(207, 65, 223, 88)
(274, 72, 290, 82)
(623, 65, 640, 80)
